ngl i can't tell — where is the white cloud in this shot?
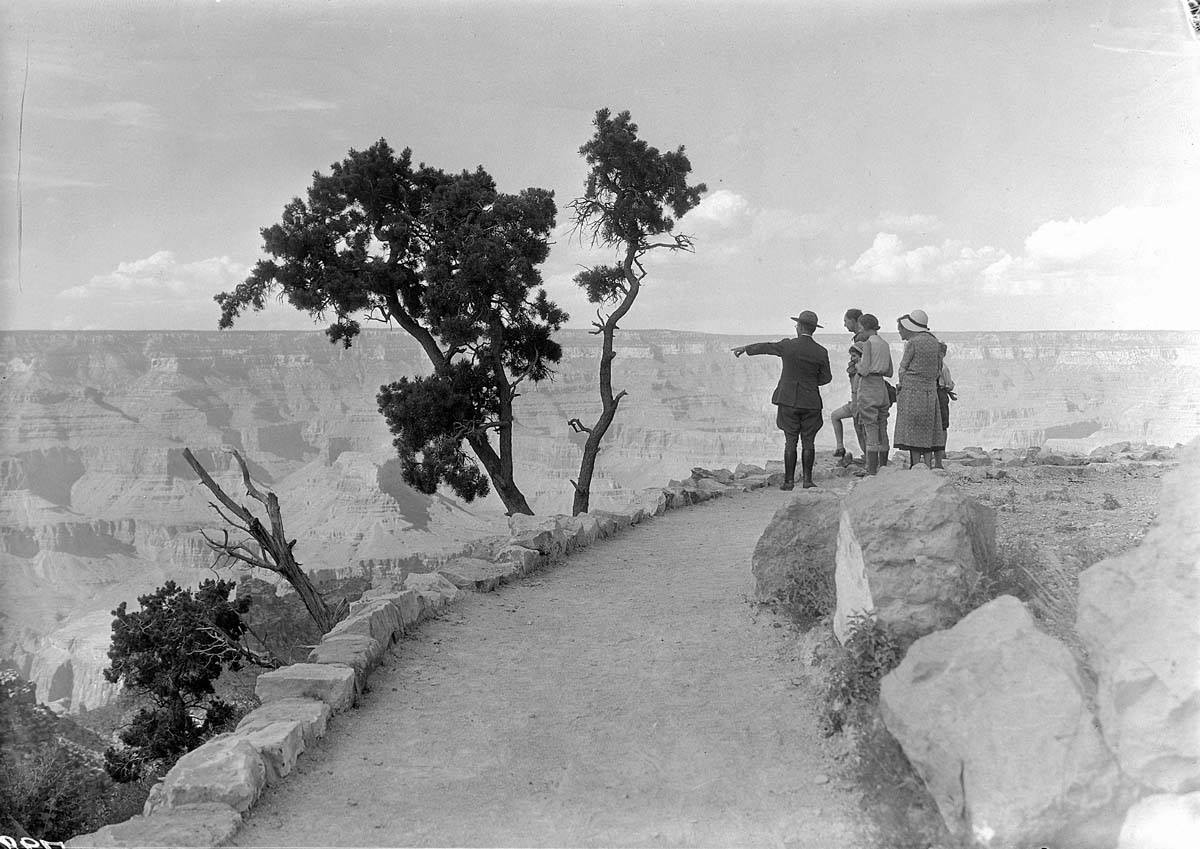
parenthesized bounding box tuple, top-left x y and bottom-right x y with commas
(1022, 206, 1183, 270)
(674, 190, 830, 263)
(687, 189, 752, 228)
(847, 233, 1005, 286)
(60, 252, 246, 304)
(841, 203, 1197, 328)
(48, 251, 318, 330)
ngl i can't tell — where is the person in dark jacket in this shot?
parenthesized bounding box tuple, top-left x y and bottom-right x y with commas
(732, 309, 833, 489)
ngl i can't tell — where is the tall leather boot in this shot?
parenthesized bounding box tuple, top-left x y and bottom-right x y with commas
(866, 450, 879, 475)
(801, 447, 816, 488)
(879, 450, 889, 467)
(782, 444, 797, 490)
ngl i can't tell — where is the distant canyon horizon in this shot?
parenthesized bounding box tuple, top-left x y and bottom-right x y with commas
(3, 327, 1200, 713)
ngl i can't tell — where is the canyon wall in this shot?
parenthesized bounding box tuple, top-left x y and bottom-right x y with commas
(3, 328, 1199, 711)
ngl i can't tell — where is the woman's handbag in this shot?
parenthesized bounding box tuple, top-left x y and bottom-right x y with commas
(885, 381, 898, 406)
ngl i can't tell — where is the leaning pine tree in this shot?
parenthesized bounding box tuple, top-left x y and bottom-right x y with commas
(567, 109, 705, 515)
(216, 141, 566, 515)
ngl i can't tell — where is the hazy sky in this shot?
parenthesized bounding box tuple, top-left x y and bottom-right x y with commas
(2, 0, 1198, 334)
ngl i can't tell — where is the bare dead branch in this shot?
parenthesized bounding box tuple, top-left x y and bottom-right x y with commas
(208, 502, 252, 535)
(184, 445, 341, 633)
(183, 448, 252, 524)
(226, 448, 269, 506)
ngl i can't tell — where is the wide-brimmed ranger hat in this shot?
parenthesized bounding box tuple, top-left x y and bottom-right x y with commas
(898, 309, 929, 333)
(790, 309, 823, 328)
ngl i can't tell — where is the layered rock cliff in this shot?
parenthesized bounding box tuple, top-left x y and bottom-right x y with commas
(2, 328, 1199, 711)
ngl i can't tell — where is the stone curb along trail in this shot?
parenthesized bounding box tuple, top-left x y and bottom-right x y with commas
(65, 465, 779, 849)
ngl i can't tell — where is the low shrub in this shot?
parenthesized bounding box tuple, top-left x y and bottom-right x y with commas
(0, 744, 151, 843)
(820, 612, 904, 736)
(778, 565, 836, 628)
(810, 616, 951, 847)
(103, 578, 254, 782)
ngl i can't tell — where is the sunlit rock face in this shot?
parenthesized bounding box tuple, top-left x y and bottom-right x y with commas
(3, 328, 1200, 711)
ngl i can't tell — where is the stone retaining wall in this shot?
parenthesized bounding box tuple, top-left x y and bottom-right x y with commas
(67, 465, 776, 848)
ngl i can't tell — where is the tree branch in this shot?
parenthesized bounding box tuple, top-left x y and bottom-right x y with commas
(227, 448, 269, 506)
(183, 449, 252, 525)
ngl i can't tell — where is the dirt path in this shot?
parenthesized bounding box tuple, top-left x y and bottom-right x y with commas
(228, 486, 869, 848)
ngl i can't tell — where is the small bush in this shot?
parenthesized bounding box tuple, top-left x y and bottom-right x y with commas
(103, 578, 252, 782)
(779, 566, 836, 628)
(0, 745, 118, 842)
(821, 613, 904, 735)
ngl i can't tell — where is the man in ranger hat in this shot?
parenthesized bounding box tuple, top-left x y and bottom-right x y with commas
(732, 310, 833, 489)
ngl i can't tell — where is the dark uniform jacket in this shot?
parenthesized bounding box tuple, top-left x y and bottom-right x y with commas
(745, 335, 833, 410)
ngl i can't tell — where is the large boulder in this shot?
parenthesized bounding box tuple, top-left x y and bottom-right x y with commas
(438, 557, 515, 592)
(358, 589, 421, 631)
(235, 697, 330, 748)
(508, 514, 569, 557)
(833, 467, 995, 643)
(306, 634, 383, 690)
(1076, 441, 1200, 794)
(750, 490, 841, 607)
(402, 572, 461, 614)
(631, 488, 668, 518)
(1118, 792, 1200, 849)
(563, 514, 601, 548)
(231, 718, 306, 785)
(143, 735, 267, 815)
(255, 663, 357, 713)
(330, 598, 402, 646)
(880, 596, 1120, 848)
(67, 802, 242, 848)
(495, 544, 543, 576)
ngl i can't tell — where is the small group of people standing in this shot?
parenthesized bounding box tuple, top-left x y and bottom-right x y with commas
(732, 307, 955, 490)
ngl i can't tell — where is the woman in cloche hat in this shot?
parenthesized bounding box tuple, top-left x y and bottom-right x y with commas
(893, 309, 944, 468)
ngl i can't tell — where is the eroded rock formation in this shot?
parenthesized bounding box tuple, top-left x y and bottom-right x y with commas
(4, 328, 1200, 713)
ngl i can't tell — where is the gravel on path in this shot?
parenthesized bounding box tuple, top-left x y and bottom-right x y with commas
(228, 486, 869, 848)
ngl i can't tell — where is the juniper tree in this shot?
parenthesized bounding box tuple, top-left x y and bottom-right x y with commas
(216, 141, 566, 515)
(567, 109, 705, 514)
(103, 579, 250, 781)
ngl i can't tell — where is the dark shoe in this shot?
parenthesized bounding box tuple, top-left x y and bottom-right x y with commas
(833, 447, 845, 458)
(779, 481, 795, 491)
(802, 480, 817, 489)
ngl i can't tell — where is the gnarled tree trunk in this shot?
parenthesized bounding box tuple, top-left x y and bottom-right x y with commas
(182, 447, 346, 633)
